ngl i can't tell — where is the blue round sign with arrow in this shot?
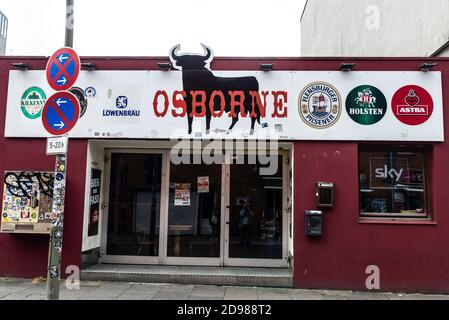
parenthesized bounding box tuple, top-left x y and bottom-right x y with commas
(42, 91, 80, 136)
(46, 47, 81, 91)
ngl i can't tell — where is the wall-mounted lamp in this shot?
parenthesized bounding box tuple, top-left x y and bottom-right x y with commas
(81, 62, 96, 71)
(157, 62, 172, 71)
(419, 62, 438, 72)
(11, 63, 30, 71)
(340, 62, 355, 72)
(260, 63, 273, 71)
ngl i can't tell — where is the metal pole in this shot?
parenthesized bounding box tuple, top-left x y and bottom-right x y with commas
(46, 154, 68, 300)
(65, 0, 74, 47)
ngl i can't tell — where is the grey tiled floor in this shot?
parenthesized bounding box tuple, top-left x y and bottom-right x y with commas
(1, 278, 448, 300)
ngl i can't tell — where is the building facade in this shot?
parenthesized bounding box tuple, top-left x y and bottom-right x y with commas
(301, 0, 449, 57)
(0, 51, 449, 293)
(0, 11, 7, 56)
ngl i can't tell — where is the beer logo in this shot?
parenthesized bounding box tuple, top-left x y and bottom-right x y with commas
(20, 87, 47, 119)
(392, 85, 433, 125)
(346, 85, 387, 125)
(299, 82, 342, 129)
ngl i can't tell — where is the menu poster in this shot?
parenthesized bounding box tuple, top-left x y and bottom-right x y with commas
(197, 176, 209, 193)
(174, 183, 191, 206)
(88, 169, 101, 236)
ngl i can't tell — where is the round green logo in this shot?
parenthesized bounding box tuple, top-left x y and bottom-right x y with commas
(345, 85, 387, 125)
(21, 87, 47, 119)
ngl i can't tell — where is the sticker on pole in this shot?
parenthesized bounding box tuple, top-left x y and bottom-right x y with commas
(42, 91, 80, 136)
(46, 47, 81, 91)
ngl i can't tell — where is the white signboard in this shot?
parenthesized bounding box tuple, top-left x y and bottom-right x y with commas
(5, 70, 444, 141)
(46, 136, 68, 155)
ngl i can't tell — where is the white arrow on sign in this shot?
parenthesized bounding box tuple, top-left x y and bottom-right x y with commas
(56, 77, 67, 85)
(58, 54, 69, 63)
(53, 121, 65, 129)
(56, 98, 67, 106)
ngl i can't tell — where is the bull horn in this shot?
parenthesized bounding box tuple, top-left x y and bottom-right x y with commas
(201, 43, 213, 61)
(170, 44, 181, 61)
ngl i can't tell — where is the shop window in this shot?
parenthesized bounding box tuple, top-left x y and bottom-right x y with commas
(359, 146, 430, 219)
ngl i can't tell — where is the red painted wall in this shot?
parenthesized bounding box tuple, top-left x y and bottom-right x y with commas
(0, 56, 448, 292)
(293, 62, 449, 293)
(0, 58, 87, 278)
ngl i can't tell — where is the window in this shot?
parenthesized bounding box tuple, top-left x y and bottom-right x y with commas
(359, 146, 430, 219)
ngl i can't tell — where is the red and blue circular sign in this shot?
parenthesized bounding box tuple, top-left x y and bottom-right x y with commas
(42, 91, 80, 136)
(46, 47, 80, 91)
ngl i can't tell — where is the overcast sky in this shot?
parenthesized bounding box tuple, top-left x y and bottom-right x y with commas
(0, 0, 306, 57)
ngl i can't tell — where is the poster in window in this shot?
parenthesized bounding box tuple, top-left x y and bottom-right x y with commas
(174, 183, 190, 206)
(88, 169, 101, 236)
(197, 176, 209, 193)
(369, 157, 409, 189)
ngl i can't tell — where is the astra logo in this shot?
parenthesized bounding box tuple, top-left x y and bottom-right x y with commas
(116, 96, 128, 109)
(374, 165, 403, 182)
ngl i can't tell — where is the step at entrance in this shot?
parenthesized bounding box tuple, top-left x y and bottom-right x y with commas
(81, 264, 293, 288)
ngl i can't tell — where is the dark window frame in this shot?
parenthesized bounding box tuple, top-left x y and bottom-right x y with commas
(358, 144, 432, 220)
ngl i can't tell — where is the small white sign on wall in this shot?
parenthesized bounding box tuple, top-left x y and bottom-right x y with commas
(46, 136, 68, 155)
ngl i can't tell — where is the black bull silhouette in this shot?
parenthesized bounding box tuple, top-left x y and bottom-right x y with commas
(170, 44, 263, 135)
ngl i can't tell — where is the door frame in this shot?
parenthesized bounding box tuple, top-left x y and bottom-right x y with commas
(99, 145, 291, 268)
(222, 150, 290, 268)
(163, 151, 222, 266)
(99, 148, 169, 265)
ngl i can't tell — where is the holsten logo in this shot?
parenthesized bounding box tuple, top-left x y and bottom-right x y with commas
(346, 85, 387, 125)
(375, 165, 403, 182)
(298, 82, 341, 129)
(392, 85, 434, 125)
(102, 96, 140, 117)
(21, 87, 47, 119)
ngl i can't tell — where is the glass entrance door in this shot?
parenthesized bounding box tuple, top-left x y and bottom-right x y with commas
(101, 148, 288, 267)
(223, 153, 287, 267)
(102, 152, 164, 263)
(165, 157, 222, 265)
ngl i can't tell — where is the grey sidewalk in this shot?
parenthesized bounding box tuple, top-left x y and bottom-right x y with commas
(1, 277, 449, 300)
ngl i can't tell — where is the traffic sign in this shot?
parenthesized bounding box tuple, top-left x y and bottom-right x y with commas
(42, 91, 80, 136)
(46, 47, 80, 91)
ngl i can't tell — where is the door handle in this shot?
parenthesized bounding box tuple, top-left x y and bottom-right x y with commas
(226, 221, 230, 225)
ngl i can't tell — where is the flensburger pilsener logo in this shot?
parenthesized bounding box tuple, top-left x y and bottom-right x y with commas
(299, 82, 342, 129)
(21, 87, 47, 119)
(102, 96, 140, 117)
(346, 85, 387, 125)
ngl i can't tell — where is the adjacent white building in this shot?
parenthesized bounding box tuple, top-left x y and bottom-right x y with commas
(301, 0, 449, 57)
(0, 10, 7, 56)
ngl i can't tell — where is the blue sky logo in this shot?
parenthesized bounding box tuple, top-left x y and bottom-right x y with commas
(116, 96, 128, 109)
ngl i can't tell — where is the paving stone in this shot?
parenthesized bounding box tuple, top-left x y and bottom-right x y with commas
(189, 295, 224, 300)
(23, 294, 46, 300)
(257, 288, 292, 300)
(290, 291, 324, 300)
(345, 292, 389, 300)
(159, 284, 194, 294)
(224, 287, 258, 300)
(1, 292, 32, 300)
(116, 293, 156, 300)
(125, 284, 163, 294)
(152, 292, 190, 300)
(191, 285, 226, 298)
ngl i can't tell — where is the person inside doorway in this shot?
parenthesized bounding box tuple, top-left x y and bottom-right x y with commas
(238, 200, 253, 247)
(209, 206, 219, 241)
